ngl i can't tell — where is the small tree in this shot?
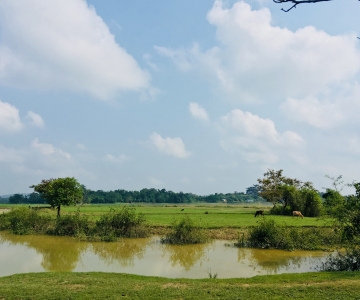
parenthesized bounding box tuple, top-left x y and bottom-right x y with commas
(30, 177, 83, 218)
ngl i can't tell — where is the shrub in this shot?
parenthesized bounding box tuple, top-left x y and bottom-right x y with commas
(319, 247, 360, 271)
(49, 210, 91, 237)
(236, 218, 340, 251)
(95, 206, 148, 239)
(161, 216, 208, 244)
(0, 207, 52, 235)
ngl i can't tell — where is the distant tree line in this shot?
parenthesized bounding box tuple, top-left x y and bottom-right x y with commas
(8, 193, 45, 204)
(84, 187, 263, 204)
(4, 185, 263, 205)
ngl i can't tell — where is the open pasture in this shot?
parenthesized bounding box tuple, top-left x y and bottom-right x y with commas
(58, 203, 332, 228)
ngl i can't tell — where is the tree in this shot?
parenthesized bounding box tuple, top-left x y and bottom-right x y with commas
(336, 182, 360, 242)
(9, 194, 26, 204)
(274, 0, 336, 12)
(257, 169, 317, 214)
(30, 177, 83, 218)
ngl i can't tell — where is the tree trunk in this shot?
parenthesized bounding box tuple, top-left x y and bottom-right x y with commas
(57, 205, 61, 218)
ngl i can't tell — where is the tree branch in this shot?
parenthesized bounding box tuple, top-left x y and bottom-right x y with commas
(273, 0, 333, 12)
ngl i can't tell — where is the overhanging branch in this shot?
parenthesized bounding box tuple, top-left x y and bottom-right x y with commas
(273, 0, 333, 12)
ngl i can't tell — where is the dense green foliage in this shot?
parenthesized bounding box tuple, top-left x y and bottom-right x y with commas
(161, 216, 208, 244)
(85, 188, 263, 204)
(258, 169, 323, 217)
(1, 272, 360, 300)
(8, 192, 44, 204)
(236, 218, 340, 251)
(31, 177, 83, 217)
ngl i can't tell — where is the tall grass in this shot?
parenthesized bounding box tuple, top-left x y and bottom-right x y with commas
(161, 216, 209, 244)
(236, 218, 340, 251)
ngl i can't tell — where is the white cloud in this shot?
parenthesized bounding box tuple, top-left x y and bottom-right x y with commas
(103, 154, 128, 163)
(281, 84, 360, 129)
(0, 145, 24, 163)
(0, 100, 23, 132)
(158, 1, 360, 102)
(189, 102, 209, 121)
(219, 109, 305, 163)
(150, 132, 191, 158)
(26, 111, 44, 128)
(0, 0, 151, 100)
(31, 138, 71, 159)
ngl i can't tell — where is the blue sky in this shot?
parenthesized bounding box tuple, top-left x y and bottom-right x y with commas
(0, 0, 359, 195)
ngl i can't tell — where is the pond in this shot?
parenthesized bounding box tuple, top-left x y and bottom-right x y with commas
(0, 232, 330, 278)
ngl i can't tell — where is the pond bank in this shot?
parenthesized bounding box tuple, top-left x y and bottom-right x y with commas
(149, 226, 243, 240)
(1, 272, 360, 299)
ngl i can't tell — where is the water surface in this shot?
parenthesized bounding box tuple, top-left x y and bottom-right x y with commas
(0, 232, 330, 278)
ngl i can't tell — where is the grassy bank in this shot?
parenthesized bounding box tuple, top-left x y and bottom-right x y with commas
(0, 272, 360, 299)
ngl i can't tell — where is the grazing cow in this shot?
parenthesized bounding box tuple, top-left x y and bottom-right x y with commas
(292, 211, 304, 219)
(254, 210, 264, 217)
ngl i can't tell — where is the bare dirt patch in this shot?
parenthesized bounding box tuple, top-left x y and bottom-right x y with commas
(0, 209, 10, 214)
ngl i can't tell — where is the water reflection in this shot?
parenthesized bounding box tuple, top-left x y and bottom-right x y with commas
(91, 238, 149, 267)
(161, 243, 210, 270)
(237, 248, 323, 275)
(0, 232, 87, 272)
(0, 232, 330, 278)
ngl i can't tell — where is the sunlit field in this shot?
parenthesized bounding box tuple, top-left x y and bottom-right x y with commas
(1, 203, 333, 228)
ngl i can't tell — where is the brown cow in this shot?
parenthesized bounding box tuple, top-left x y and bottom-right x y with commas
(292, 211, 304, 219)
(255, 210, 264, 217)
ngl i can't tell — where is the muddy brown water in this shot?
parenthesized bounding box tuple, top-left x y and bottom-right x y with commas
(0, 231, 330, 278)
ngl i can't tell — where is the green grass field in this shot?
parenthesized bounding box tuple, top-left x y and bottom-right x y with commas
(0, 271, 359, 300)
(1, 203, 333, 228)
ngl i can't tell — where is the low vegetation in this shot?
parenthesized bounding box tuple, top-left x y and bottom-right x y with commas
(319, 247, 360, 271)
(0, 206, 148, 240)
(161, 216, 209, 244)
(236, 218, 340, 251)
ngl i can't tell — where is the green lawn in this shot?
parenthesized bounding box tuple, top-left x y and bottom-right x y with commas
(0, 271, 359, 300)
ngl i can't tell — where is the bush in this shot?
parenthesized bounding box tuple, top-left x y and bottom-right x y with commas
(236, 218, 340, 251)
(161, 216, 208, 244)
(0, 207, 52, 235)
(49, 210, 91, 237)
(95, 207, 148, 240)
(320, 247, 360, 271)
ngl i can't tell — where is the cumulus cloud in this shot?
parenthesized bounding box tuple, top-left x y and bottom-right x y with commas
(219, 109, 305, 163)
(0, 0, 151, 100)
(281, 84, 360, 129)
(189, 102, 209, 121)
(0, 139, 76, 177)
(103, 154, 128, 163)
(26, 111, 44, 128)
(150, 132, 191, 158)
(0, 100, 23, 132)
(157, 1, 360, 102)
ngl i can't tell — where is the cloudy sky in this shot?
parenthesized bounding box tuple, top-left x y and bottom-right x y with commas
(0, 0, 359, 195)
